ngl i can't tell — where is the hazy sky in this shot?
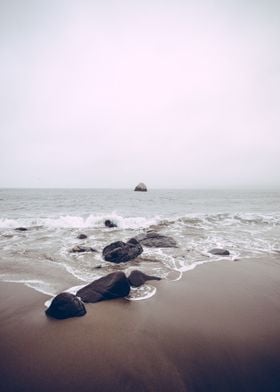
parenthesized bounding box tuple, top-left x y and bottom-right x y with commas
(1, 0, 279, 188)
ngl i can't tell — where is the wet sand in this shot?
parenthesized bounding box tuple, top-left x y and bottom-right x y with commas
(1, 257, 280, 392)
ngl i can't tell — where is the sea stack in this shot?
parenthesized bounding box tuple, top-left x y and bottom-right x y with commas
(134, 182, 147, 192)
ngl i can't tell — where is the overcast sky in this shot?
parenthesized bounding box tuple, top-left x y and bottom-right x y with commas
(1, 0, 279, 188)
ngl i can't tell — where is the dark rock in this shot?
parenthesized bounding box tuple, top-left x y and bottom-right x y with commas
(70, 245, 97, 253)
(77, 233, 88, 239)
(209, 248, 230, 256)
(104, 220, 117, 228)
(15, 227, 28, 231)
(102, 239, 143, 263)
(134, 182, 147, 192)
(133, 231, 177, 248)
(77, 271, 130, 303)
(45, 292, 86, 320)
(127, 270, 161, 287)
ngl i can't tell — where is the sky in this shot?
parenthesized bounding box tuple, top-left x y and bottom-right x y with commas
(1, 0, 279, 188)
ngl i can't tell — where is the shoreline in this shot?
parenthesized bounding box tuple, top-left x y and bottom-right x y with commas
(1, 257, 280, 391)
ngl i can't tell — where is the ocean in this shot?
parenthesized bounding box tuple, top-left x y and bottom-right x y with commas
(0, 188, 279, 299)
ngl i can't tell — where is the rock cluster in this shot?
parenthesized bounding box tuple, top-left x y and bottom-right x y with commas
(46, 270, 161, 319)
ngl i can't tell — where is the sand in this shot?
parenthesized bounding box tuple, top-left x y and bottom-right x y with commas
(1, 257, 280, 392)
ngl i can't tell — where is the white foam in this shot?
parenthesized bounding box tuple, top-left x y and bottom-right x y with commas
(0, 218, 19, 228)
(0, 213, 161, 230)
(0, 277, 54, 297)
(125, 284, 157, 301)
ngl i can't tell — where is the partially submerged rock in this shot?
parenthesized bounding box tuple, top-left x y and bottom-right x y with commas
(15, 227, 28, 231)
(133, 231, 177, 248)
(134, 182, 147, 192)
(70, 245, 97, 253)
(45, 292, 86, 320)
(102, 238, 143, 263)
(209, 248, 230, 256)
(77, 233, 88, 239)
(127, 270, 161, 287)
(77, 271, 130, 303)
(104, 219, 117, 228)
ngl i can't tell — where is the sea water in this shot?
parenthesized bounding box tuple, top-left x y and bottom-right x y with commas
(0, 188, 279, 298)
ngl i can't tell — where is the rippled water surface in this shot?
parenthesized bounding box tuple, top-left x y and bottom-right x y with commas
(0, 188, 279, 297)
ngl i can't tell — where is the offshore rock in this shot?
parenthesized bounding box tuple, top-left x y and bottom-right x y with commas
(77, 271, 130, 303)
(127, 270, 161, 287)
(134, 182, 147, 192)
(70, 245, 97, 253)
(209, 248, 230, 256)
(102, 238, 143, 263)
(45, 292, 86, 320)
(133, 231, 177, 248)
(104, 219, 117, 228)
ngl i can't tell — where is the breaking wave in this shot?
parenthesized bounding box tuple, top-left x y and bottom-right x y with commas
(1, 212, 280, 231)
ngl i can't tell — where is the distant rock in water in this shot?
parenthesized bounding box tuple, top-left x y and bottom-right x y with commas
(104, 219, 117, 228)
(127, 270, 161, 287)
(209, 248, 230, 256)
(102, 238, 143, 263)
(77, 271, 130, 303)
(77, 233, 88, 239)
(134, 182, 147, 192)
(15, 227, 28, 232)
(45, 292, 87, 320)
(70, 245, 97, 253)
(132, 231, 177, 248)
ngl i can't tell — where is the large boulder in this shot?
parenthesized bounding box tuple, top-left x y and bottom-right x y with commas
(45, 292, 87, 320)
(134, 182, 147, 192)
(104, 219, 117, 228)
(127, 270, 161, 287)
(77, 272, 130, 303)
(209, 248, 230, 256)
(70, 245, 97, 253)
(132, 231, 177, 248)
(102, 238, 143, 263)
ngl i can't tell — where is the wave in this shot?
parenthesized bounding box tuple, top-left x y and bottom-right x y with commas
(177, 212, 280, 227)
(1, 212, 280, 231)
(0, 213, 160, 230)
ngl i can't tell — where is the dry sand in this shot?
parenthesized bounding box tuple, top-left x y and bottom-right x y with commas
(1, 257, 280, 392)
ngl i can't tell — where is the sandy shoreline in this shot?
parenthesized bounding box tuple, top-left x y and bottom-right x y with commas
(1, 257, 280, 391)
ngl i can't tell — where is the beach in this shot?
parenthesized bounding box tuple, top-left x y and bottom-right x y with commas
(1, 256, 280, 392)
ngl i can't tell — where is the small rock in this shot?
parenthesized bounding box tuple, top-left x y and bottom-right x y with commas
(127, 270, 161, 287)
(102, 238, 143, 263)
(45, 292, 86, 320)
(132, 231, 177, 248)
(104, 220, 117, 228)
(70, 245, 97, 253)
(209, 248, 230, 256)
(77, 234, 88, 239)
(134, 182, 147, 192)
